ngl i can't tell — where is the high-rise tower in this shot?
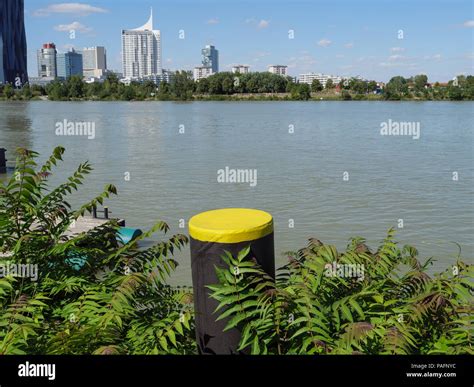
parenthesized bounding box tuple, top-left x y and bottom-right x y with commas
(0, 0, 28, 85)
(121, 9, 162, 79)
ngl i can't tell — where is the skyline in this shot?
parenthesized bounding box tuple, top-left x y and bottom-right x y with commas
(24, 0, 474, 82)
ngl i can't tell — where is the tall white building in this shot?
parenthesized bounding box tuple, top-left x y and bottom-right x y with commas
(268, 65, 287, 76)
(193, 66, 214, 81)
(121, 9, 162, 79)
(82, 46, 107, 79)
(232, 65, 250, 74)
(298, 73, 342, 88)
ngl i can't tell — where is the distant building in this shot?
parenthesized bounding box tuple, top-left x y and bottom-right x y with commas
(120, 69, 173, 86)
(121, 9, 162, 79)
(0, 0, 28, 85)
(82, 46, 107, 79)
(201, 45, 219, 73)
(193, 66, 214, 81)
(232, 65, 250, 74)
(268, 65, 287, 76)
(57, 49, 83, 79)
(298, 72, 342, 88)
(37, 43, 57, 78)
(29, 76, 55, 87)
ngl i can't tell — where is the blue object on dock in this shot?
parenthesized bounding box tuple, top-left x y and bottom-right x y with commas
(117, 227, 143, 244)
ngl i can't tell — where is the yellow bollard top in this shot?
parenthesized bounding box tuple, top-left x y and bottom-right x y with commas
(189, 208, 273, 243)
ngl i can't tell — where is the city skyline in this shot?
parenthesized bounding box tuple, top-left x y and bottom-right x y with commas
(23, 0, 474, 82)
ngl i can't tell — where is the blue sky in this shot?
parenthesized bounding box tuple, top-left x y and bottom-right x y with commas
(25, 0, 473, 82)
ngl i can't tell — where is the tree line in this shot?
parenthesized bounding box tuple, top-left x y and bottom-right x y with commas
(0, 71, 472, 101)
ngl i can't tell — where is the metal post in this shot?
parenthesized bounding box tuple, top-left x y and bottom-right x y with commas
(189, 208, 275, 354)
(0, 148, 7, 174)
(104, 207, 109, 219)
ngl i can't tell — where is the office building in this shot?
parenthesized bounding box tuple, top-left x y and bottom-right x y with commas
(57, 49, 83, 79)
(37, 43, 57, 78)
(82, 46, 107, 79)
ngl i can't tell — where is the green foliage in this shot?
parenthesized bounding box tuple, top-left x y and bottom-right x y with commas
(0, 147, 195, 354)
(311, 79, 323, 92)
(209, 230, 473, 354)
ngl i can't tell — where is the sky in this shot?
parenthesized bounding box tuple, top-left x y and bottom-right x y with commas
(25, 0, 474, 82)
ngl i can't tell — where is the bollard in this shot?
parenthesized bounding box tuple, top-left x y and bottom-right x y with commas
(0, 148, 6, 174)
(189, 208, 275, 354)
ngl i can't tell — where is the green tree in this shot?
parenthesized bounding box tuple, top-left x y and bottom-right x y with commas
(367, 81, 377, 92)
(384, 76, 408, 100)
(325, 79, 335, 89)
(66, 76, 85, 99)
(3, 84, 14, 99)
(311, 79, 323, 92)
(21, 84, 32, 100)
(121, 85, 136, 101)
(414, 74, 428, 91)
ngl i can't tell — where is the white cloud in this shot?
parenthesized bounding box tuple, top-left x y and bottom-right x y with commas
(463, 20, 474, 28)
(257, 19, 270, 29)
(390, 47, 405, 52)
(207, 18, 220, 25)
(34, 3, 108, 17)
(379, 61, 417, 68)
(389, 54, 405, 61)
(287, 54, 317, 70)
(252, 51, 271, 62)
(317, 38, 332, 47)
(54, 21, 93, 34)
(245, 18, 270, 29)
(422, 54, 442, 61)
(344, 43, 354, 49)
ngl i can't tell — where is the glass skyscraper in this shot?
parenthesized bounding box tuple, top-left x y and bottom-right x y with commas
(201, 45, 219, 73)
(57, 49, 83, 79)
(0, 0, 28, 85)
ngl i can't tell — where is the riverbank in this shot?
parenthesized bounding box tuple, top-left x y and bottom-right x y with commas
(1, 92, 471, 102)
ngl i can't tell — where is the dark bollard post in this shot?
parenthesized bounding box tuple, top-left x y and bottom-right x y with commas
(189, 208, 275, 354)
(104, 207, 109, 219)
(0, 148, 7, 174)
(92, 207, 97, 219)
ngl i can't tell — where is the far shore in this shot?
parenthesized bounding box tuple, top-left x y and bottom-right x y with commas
(1, 93, 472, 102)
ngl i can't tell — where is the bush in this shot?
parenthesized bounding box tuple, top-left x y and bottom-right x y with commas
(210, 232, 473, 354)
(0, 147, 194, 354)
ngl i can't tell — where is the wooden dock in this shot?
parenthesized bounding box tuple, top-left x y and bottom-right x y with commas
(65, 216, 125, 238)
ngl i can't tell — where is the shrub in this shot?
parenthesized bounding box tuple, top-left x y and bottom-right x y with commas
(0, 147, 194, 354)
(209, 232, 473, 354)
